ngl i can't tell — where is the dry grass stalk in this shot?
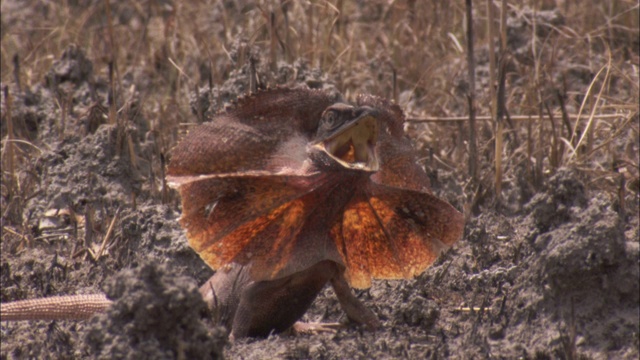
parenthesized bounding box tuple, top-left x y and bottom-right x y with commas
(466, 0, 478, 181)
(269, 10, 277, 72)
(570, 55, 613, 161)
(281, 1, 293, 63)
(160, 153, 169, 205)
(530, 3, 544, 188)
(12, 54, 21, 93)
(2, 86, 16, 195)
(108, 61, 117, 127)
(583, 113, 637, 160)
(127, 132, 139, 171)
(84, 204, 94, 252)
(493, 0, 509, 201)
(55, 91, 72, 141)
(306, 4, 315, 66)
(406, 113, 628, 122)
(96, 207, 120, 260)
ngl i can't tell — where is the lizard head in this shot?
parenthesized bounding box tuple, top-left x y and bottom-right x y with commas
(311, 103, 379, 172)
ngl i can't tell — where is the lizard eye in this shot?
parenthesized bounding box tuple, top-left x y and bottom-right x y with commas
(321, 110, 343, 132)
(316, 104, 355, 138)
(324, 110, 338, 125)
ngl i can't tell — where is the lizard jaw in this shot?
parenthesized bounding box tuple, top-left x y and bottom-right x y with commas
(314, 114, 379, 172)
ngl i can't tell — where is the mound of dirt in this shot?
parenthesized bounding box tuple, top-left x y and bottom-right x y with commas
(1, 46, 213, 358)
(83, 263, 225, 360)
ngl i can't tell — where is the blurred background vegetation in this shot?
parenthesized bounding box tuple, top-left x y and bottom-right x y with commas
(1, 0, 638, 212)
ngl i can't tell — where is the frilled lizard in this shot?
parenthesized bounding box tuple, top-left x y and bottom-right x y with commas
(1, 87, 464, 339)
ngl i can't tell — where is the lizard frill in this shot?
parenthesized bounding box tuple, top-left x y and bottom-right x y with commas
(167, 88, 464, 289)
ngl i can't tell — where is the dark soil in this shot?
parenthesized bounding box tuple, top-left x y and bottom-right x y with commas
(1, 3, 638, 360)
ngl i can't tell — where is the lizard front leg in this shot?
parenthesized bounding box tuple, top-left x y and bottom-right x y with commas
(330, 270, 380, 330)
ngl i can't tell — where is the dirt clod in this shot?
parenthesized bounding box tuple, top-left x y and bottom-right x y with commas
(82, 263, 224, 360)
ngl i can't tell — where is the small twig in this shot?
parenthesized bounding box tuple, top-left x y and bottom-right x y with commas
(405, 113, 627, 122)
(452, 306, 493, 313)
(167, 57, 192, 83)
(3, 226, 30, 249)
(96, 208, 120, 260)
(3, 226, 25, 238)
(35, 232, 75, 241)
(433, 259, 454, 285)
(1, 139, 45, 153)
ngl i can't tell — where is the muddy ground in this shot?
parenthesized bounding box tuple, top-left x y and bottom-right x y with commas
(1, 2, 639, 360)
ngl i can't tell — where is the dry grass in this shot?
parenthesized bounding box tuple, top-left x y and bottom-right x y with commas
(1, 0, 638, 224)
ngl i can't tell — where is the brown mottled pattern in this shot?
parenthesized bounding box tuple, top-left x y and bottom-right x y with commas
(371, 138, 433, 193)
(171, 175, 327, 273)
(167, 87, 464, 288)
(357, 94, 432, 192)
(169, 87, 336, 177)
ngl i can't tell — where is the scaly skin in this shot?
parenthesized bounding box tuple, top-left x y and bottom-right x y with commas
(1, 88, 464, 339)
(199, 261, 379, 339)
(1, 294, 111, 321)
(167, 87, 464, 336)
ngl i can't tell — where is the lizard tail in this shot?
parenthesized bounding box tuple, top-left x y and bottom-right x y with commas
(1, 294, 112, 321)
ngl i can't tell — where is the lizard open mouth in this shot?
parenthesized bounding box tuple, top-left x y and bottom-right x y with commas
(315, 113, 379, 172)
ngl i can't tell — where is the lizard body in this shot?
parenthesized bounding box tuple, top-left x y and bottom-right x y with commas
(200, 260, 378, 339)
(168, 87, 464, 337)
(2, 87, 463, 340)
